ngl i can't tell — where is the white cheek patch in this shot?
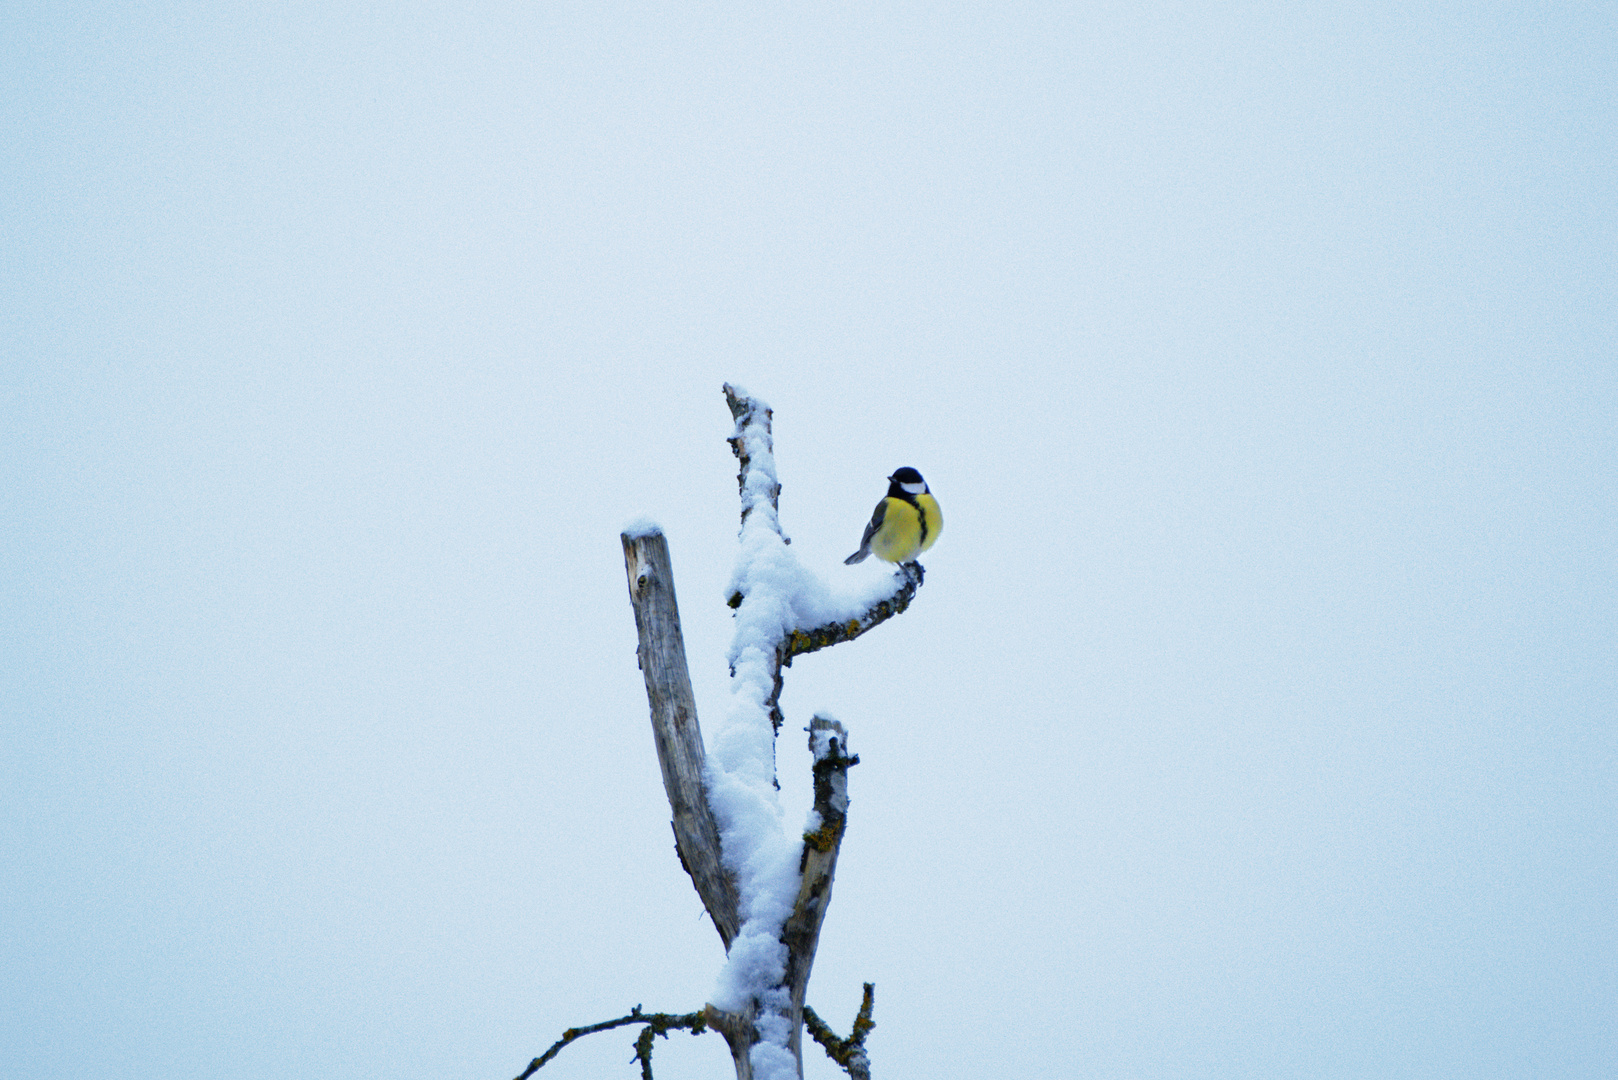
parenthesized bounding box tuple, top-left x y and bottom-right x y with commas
(900, 481, 927, 495)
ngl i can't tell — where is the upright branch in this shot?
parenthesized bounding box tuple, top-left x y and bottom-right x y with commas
(804, 984, 876, 1080)
(780, 717, 859, 1068)
(725, 387, 784, 537)
(723, 385, 790, 734)
(621, 528, 739, 947)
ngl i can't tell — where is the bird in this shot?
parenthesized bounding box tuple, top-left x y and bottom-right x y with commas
(844, 467, 943, 565)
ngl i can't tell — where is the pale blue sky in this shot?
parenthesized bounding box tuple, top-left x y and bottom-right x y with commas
(4, 3, 1614, 1078)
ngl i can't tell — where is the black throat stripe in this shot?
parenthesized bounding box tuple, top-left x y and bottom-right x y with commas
(899, 492, 928, 547)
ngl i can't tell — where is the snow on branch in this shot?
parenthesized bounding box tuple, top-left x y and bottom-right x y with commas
(776, 561, 923, 665)
(605, 385, 925, 1080)
(720, 384, 924, 709)
(705, 385, 919, 1080)
(720, 386, 923, 641)
(724, 385, 784, 537)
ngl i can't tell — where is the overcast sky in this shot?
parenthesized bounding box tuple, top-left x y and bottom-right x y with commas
(4, 3, 1615, 1079)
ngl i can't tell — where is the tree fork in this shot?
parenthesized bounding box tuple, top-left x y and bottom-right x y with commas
(557, 384, 925, 1079)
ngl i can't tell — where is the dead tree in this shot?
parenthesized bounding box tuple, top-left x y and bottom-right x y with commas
(511, 385, 922, 1080)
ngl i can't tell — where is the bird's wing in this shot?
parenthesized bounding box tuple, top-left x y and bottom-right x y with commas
(860, 498, 888, 547)
(843, 499, 888, 564)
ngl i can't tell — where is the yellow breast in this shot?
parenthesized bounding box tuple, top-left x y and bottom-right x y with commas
(870, 494, 943, 563)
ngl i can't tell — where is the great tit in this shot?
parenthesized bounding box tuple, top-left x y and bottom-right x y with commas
(844, 467, 943, 565)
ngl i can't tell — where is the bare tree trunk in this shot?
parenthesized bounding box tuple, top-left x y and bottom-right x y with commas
(621, 529, 739, 949)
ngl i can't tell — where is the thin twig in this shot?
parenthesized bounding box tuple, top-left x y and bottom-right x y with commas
(803, 983, 875, 1080)
(511, 1007, 708, 1080)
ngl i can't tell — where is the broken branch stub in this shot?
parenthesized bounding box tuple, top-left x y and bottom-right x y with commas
(779, 716, 859, 1069)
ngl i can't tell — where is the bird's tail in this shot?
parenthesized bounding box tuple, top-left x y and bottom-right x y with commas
(843, 549, 869, 565)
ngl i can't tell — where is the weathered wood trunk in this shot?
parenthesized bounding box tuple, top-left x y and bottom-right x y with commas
(622, 527, 758, 1077)
(621, 530, 740, 949)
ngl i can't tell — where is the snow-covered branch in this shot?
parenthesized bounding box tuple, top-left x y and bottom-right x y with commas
(606, 384, 927, 1080)
(706, 384, 915, 1079)
(724, 386, 784, 537)
(777, 561, 924, 665)
(720, 383, 923, 724)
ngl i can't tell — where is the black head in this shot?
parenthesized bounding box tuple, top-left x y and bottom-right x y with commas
(887, 467, 928, 497)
